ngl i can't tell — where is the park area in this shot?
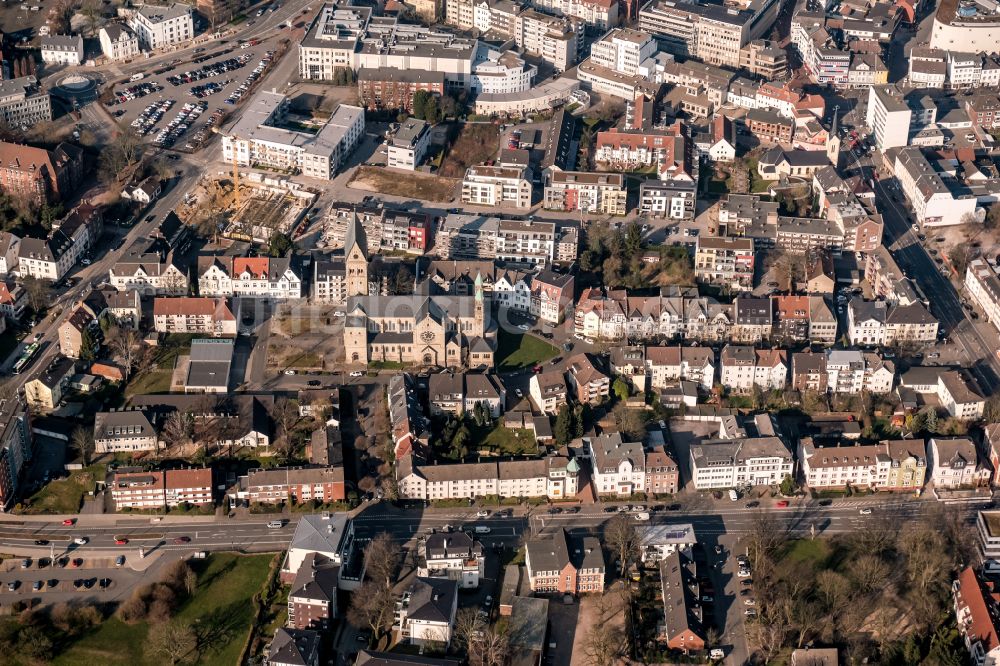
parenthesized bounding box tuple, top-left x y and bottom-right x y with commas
(46, 553, 277, 666)
(496, 330, 558, 371)
(20, 464, 104, 514)
(348, 165, 458, 202)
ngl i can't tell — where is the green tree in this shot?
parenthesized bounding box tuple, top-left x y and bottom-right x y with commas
(612, 378, 630, 402)
(268, 231, 293, 257)
(80, 327, 99, 361)
(779, 474, 796, 496)
(412, 90, 430, 121)
(554, 403, 573, 446)
(923, 406, 938, 434)
(424, 95, 441, 124)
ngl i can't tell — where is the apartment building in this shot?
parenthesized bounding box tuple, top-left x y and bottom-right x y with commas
(397, 454, 577, 501)
(417, 531, 485, 588)
(515, 9, 581, 72)
(0, 141, 82, 206)
(287, 552, 339, 631)
(0, 404, 31, 510)
(798, 441, 887, 490)
(744, 108, 794, 144)
(952, 567, 1000, 666)
(589, 28, 656, 76)
(689, 436, 793, 489)
(387, 118, 432, 171)
(427, 372, 505, 418)
(543, 171, 627, 215)
(110, 251, 188, 295)
(588, 432, 646, 496)
(639, 178, 697, 219)
(825, 350, 895, 395)
(966, 258, 1000, 335)
(894, 146, 978, 227)
(94, 410, 158, 454)
(739, 39, 787, 79)
(928, 437, 989, 489)
(237, 466, 346, 504)
(41, 35, 84, 65)
(565, 353, 611, 404)
(526, 529, 605, 595)
(938, 371, 985, 420)
(198, 256, 303, 299)
(222, 92, 364, 180)
(595, 125, 689, 179)
(530, 370, 568, 415)
(638, 0, 780, 69)
(693, 236, 754, 291)
(435, 215, 560, 265)
(0, 77, 53, 128)
(129, 3, 194, 50)
(718, 345, 788, 391)
(533, 0, 619, 28)
(646, 345, 715, 391)
(395, 578, 459, 647)
(110, 468, 213, 510)
(357, 68, 446, 112)
(152, 297, 239, 337)
(461, 166, 532, 209)
(846, 297, 938, 345)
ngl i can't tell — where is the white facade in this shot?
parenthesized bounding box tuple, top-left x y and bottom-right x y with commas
(928, 438, 986, 489)
(589, 28, 656, 76)
(461, 166, 532, 209)
(690, 438, 793, 490)
(894, 147, 978, 227)
(40, 35, 84, 66)
(222, 92, 364, 181)
(588, 434, 646, 496)
(866, 86, 911, 151)
(471, 48, 536, 94)
(130, 4, 194, 50)
(799, 442, 889, 489)
(966, 258, 1000, 336)
(100, 25, 141, 62)
(387, 118, 432, 172)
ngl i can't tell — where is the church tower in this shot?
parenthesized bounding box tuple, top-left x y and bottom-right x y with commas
(345, 211, 369, 297)
(826, 106, 842, 169)
(473, 271, 485, 338)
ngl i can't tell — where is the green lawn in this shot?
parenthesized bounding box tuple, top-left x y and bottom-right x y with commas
(125, 369, 172, 397)
(482, 425, 537, 455)
(778, 538, 831, 568)
(155, 334, 199, 370)
(496, 329, 558, 371)
(23, 464, 104, 514)
(53, 553, 274, 666)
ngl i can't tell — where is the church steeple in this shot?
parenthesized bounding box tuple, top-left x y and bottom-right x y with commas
(473, 271, 485, 338)
(345, 212, 369, 297)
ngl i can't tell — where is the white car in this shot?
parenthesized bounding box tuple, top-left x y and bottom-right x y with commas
(859, 508, 873, 515)
(514, 388, 523, 398)
(81, 258, 92, 266)
(517, 324, 530, 331)
(476, 509, 490, 518)
(744, 598, 756, 606)
(349, 371, 364, 377)
(573, 333, 584, 341)
(73, 537, 88, 545)
(911, 224, 919, 233)
(284, 369, 296, 375)
(584, 337, 596, 345)
(333, 311, 345, 318)
(737, 568, 751, 578)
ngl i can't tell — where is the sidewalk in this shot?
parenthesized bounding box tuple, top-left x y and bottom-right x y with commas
(0, 513, 226, 526)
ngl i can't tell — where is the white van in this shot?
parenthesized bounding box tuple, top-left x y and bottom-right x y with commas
(728, 489, 738, 501)
(633, 512, 650, 521)
(267, 520, 284, 529)
(474, 526, 491, 534)
(130, 73, 145, 82)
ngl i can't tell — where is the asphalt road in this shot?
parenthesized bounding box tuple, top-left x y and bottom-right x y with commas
(853, 149, 1000, 393)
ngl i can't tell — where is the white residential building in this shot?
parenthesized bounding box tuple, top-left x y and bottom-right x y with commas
(966, 258, 1000, 336)
(866, 86, 911, 151)
(798, 441, 888, 490)
(222, 92, 364, 181)
(387, 118, 432, 171)
(645, 346, 715, 391)
(928, 437, 988, 489)
(588, 28, 656, 76)
(198, 256, 302, 299)
(587, 432, 646, 496)
(689, 437, 793, 490)
(40, 35, 84, 66)
(461, 166, 532, 209)
(718, 346, 787, 391)
(471, 48, 536, 94)
(100, 25, 141, 62)
(529, 370, 567, 415)
(396, 578, 458, 647)
(110, 252, 188, 295)
(894, 146, 978, 227)
(129, 3, 194, 50)
(417, 532, 485, 588)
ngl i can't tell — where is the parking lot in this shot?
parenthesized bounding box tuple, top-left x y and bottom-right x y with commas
(103, 38, 281, 152)
(0, 552, 146, 606)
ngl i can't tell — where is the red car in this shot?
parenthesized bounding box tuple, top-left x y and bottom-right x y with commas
(173, 536, 191, 544)
(62, 518, 76, 526)
(776, 500, 789, 508)
(70, 558, 83, 568)
(115, 538, 128, 545)
(532, 365, 543, 373)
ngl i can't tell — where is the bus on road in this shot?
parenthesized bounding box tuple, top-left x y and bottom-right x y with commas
(12, 342, 40, 375)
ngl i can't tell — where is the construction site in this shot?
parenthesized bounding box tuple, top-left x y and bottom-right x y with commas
(178, 166, 317, 245)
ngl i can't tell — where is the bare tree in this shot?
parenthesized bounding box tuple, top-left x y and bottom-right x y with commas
(347, 580, 396, 644)
(162, 410, 194, 447)
(746, 511, 787, 577)
(898, 524, 950, 593)
(22, 276, 51, 314)
(581, 621, 624, 666)
(80, 0, 103, 35)
(363, 532, 400, 589)
(99, 127, 144, 184)
(814, 569, 851, 615)
(272, 397, 301, 458)
(146, 620, 197, 665)
(71, 426, 95, 465)
(110, 326, 144, 381)
(850, 553, 890, 594)
(604, 513, 639, 576)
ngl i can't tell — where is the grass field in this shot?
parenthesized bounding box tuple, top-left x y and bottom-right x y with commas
(349, 165, 457, 202)
(125, 369, 172, 397)
(496, 329, 559, 371)
(438, 123, 501, 178)
(23, 464, 105, 514)
(53, 553, 274, 666)
(482, 425, 537, 455)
